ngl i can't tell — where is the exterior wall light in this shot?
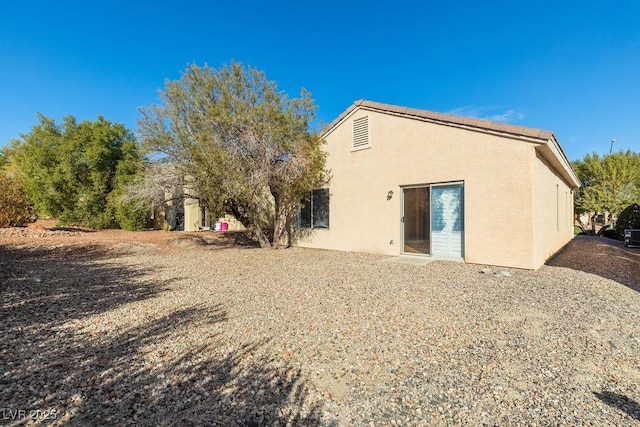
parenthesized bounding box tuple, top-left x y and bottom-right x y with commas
(387, 190, 394, 200)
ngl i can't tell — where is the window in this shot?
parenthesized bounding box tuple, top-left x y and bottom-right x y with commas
(352, 115, 370, 150)
(299, 189, 329, 229)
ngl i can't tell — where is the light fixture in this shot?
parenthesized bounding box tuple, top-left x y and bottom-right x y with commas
(387, 190, 394, 200)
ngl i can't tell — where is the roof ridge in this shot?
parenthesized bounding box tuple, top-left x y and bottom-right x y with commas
(345, 99, 554, 140)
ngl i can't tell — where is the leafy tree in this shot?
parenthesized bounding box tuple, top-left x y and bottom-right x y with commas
(573, 150, 640, 228)
(138, 62, 327, 248)
(0, 175, 37, 227)
(107, 153, 152, 231)
(615, 203, 640, 235)
(7, 114, 146, 229)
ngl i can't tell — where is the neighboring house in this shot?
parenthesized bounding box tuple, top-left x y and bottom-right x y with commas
(296, 100, 581, 270)
(183, 193, 246, 232)
(183, 193, 209, 231)
(150, 190, 184, 231)
(151, 204, 184, 231)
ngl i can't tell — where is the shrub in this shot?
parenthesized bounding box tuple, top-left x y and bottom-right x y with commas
(601, 229, 623, 241)
(0, 175, 37, 227)
(615, 203, 640, 235)
(113, 201, 151, 231)
(7, 115, 142, 229)
(596, 223, 611, 236)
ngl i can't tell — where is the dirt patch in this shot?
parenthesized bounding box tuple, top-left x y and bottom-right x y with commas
(0, 221, 257, 253)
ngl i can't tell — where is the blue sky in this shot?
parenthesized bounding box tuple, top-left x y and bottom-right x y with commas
(1, 1, 639, 161)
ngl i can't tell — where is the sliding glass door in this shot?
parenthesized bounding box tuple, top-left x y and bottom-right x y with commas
(431, 184, 464, 257)
(403, 187, 431, 254)
(402, 183, 464, 257)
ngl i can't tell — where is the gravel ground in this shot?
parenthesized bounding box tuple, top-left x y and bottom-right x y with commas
(1, 229, 640, 426)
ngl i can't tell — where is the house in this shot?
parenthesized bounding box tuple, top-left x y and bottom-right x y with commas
(183, 190, 246, 232)
(296, 100, 581, 270)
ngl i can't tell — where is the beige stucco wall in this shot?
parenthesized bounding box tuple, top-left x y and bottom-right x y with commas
(183, 195, 200, 232)
(219, 214, 247, 231)
(296, 108, 552, 269)
(532, 152, 575, 267)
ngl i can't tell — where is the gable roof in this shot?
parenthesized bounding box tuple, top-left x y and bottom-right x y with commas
(322, 99, 554, 140)
(321, 99, 580, 188)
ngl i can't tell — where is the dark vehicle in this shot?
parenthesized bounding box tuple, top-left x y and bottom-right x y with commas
(624, 229, 640, 247)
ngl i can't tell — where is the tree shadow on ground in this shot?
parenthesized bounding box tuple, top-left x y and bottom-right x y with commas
(174, 231, 260, 249)
(0, 245, 332, 426)
(0, 244, 169, 328)
(594, 391, 640, 421)
(546, 235, 640, 293)
(48, 226, 96, 233)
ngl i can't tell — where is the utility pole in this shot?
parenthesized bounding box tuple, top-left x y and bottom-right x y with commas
(608, 138, 617, 228)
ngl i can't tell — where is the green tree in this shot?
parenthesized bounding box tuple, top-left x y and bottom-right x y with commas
(573, 150, 640, 228)
(615, 203, 640, 235)
(107, 143, 152, 231)
(7, 114, 145, 229)
(138, 62, 327, 248)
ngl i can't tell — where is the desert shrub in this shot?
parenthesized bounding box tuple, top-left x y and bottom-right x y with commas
(616, 203, 640, 234)
(113, 200, 151, 231)
(0, 175, 37, 227)
(7, 115, 142, 229)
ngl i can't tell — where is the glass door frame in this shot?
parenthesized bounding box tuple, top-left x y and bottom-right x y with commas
(401, 185, 431, 255)
(401, 181, 465, 258)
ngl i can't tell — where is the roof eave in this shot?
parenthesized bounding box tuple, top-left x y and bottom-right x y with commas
(321, 99, 556, 142)
(536, 136, 581, 189)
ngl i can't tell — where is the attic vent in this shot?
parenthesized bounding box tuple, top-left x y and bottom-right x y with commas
(352, 116, 370, 150)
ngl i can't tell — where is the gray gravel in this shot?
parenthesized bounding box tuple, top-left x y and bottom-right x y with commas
(1, 233, 640, 426)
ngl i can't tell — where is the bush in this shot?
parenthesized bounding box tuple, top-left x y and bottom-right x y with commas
(113, 201, 151, 231)
(596, 223, 611, 236)
(7, 115, 142, 229)
(0, 175, 37, 227)
(601, 229, 623, 241)
(616, 203, 640, 235)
